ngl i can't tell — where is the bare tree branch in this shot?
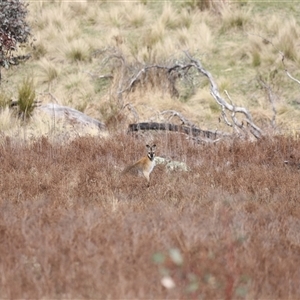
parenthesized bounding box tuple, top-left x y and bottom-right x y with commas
(160, 110, 195, 127)
(280, 52, 300, 86)
(117, 63, 193, 96)
(92, 48, 262, 139)
(84, 71, 113, 80)
(122, 102, 139, 123)
(224, 90, 243, 129)
(184, 51, 262, 138)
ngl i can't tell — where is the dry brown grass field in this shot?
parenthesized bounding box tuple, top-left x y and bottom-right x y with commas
(1, 133, 300, 299)
(1, 1, 300, 299)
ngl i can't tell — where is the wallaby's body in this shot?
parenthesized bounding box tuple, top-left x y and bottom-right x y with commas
(122, 144, 156, 187)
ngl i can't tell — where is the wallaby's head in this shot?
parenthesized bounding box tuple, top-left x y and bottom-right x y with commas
(146, 144, 156, 161)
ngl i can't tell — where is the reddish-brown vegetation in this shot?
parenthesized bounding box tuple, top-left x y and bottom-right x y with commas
(0, 133, 300, 299)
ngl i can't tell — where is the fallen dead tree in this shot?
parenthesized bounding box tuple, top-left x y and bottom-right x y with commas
(115, 51, 262, 139)
(128, 122, 227, 141)
(91, 49, 262, 139)
(38, 103, 106, 130)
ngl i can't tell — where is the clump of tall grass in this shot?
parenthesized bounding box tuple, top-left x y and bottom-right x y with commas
(64, 39, 91, 62)
(0, 91, 10, 109)
(64, 72, 92, 92)
(220, 5, 252, 32)
(135, 46, 152, 63)
(38, 58, 60, 85)
(176, 27, 191, 48)
(183, 0, 227, 12)
(124, 3, 148, 28)
(63, 21, 82, 42)
(43, 4, 71, 31)
(197, 0, 226, 11)
(145, 21, 166, 47)
(152, 37, 181, 61)
(176, 9, 193, 29)
(69, 2, 88, 17)
(17, 78, 36, 120)
(192, 22, 214, 52)
(0, 107, 16, 131)
(62, 72, 95, 109)
(159, 4, 198, 31)
(32, 42, 47, 60)
(252, 51, 261, 67)
(159, 3, 180, 30)
(101, 6, 125, 28)
(275, 18, 299, 61)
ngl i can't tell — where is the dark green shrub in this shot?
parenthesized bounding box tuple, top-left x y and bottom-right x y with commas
(0, 0, 31, 81)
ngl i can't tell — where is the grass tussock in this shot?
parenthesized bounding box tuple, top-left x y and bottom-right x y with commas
(63, 39, 91, 63)
(220, 5, 252, 32)
(124, 3, 148, 28)
(17, 78, 36, 119)
(0, 91, 10, 109)
(0, 107, 17, 131)
(38, 58, 60, 84)
(0, 133, 300, 298)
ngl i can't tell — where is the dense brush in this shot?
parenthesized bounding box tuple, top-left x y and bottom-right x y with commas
(0, 133, 300, 298)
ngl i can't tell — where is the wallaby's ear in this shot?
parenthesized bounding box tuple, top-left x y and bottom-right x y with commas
(152, 144, 156, 150)
(146, 144, 150, 149)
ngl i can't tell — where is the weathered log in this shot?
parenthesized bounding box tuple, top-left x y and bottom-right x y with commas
(128, 122, 222, 140)
(38, 103, 106, 130)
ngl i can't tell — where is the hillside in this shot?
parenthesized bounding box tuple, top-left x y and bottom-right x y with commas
(1, 2, 300, 298)
(1, 0, 300, 137)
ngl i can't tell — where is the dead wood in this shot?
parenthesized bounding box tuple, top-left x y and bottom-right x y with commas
(183, 51, 262, 139)
(117, 50, 261, 139)
(280, 52, 300, 86)
(117, 64, 189, 99)
(92, 48, 262, 139)
(128, 122, 224, 140)
(38, 103, 106, 130)
(160, 110, 195, 127)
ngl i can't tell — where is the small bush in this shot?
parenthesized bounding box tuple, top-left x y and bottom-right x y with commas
(0, 0, 31, 77)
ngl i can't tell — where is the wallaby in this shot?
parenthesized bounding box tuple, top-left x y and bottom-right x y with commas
(122, 144, 156, 187)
